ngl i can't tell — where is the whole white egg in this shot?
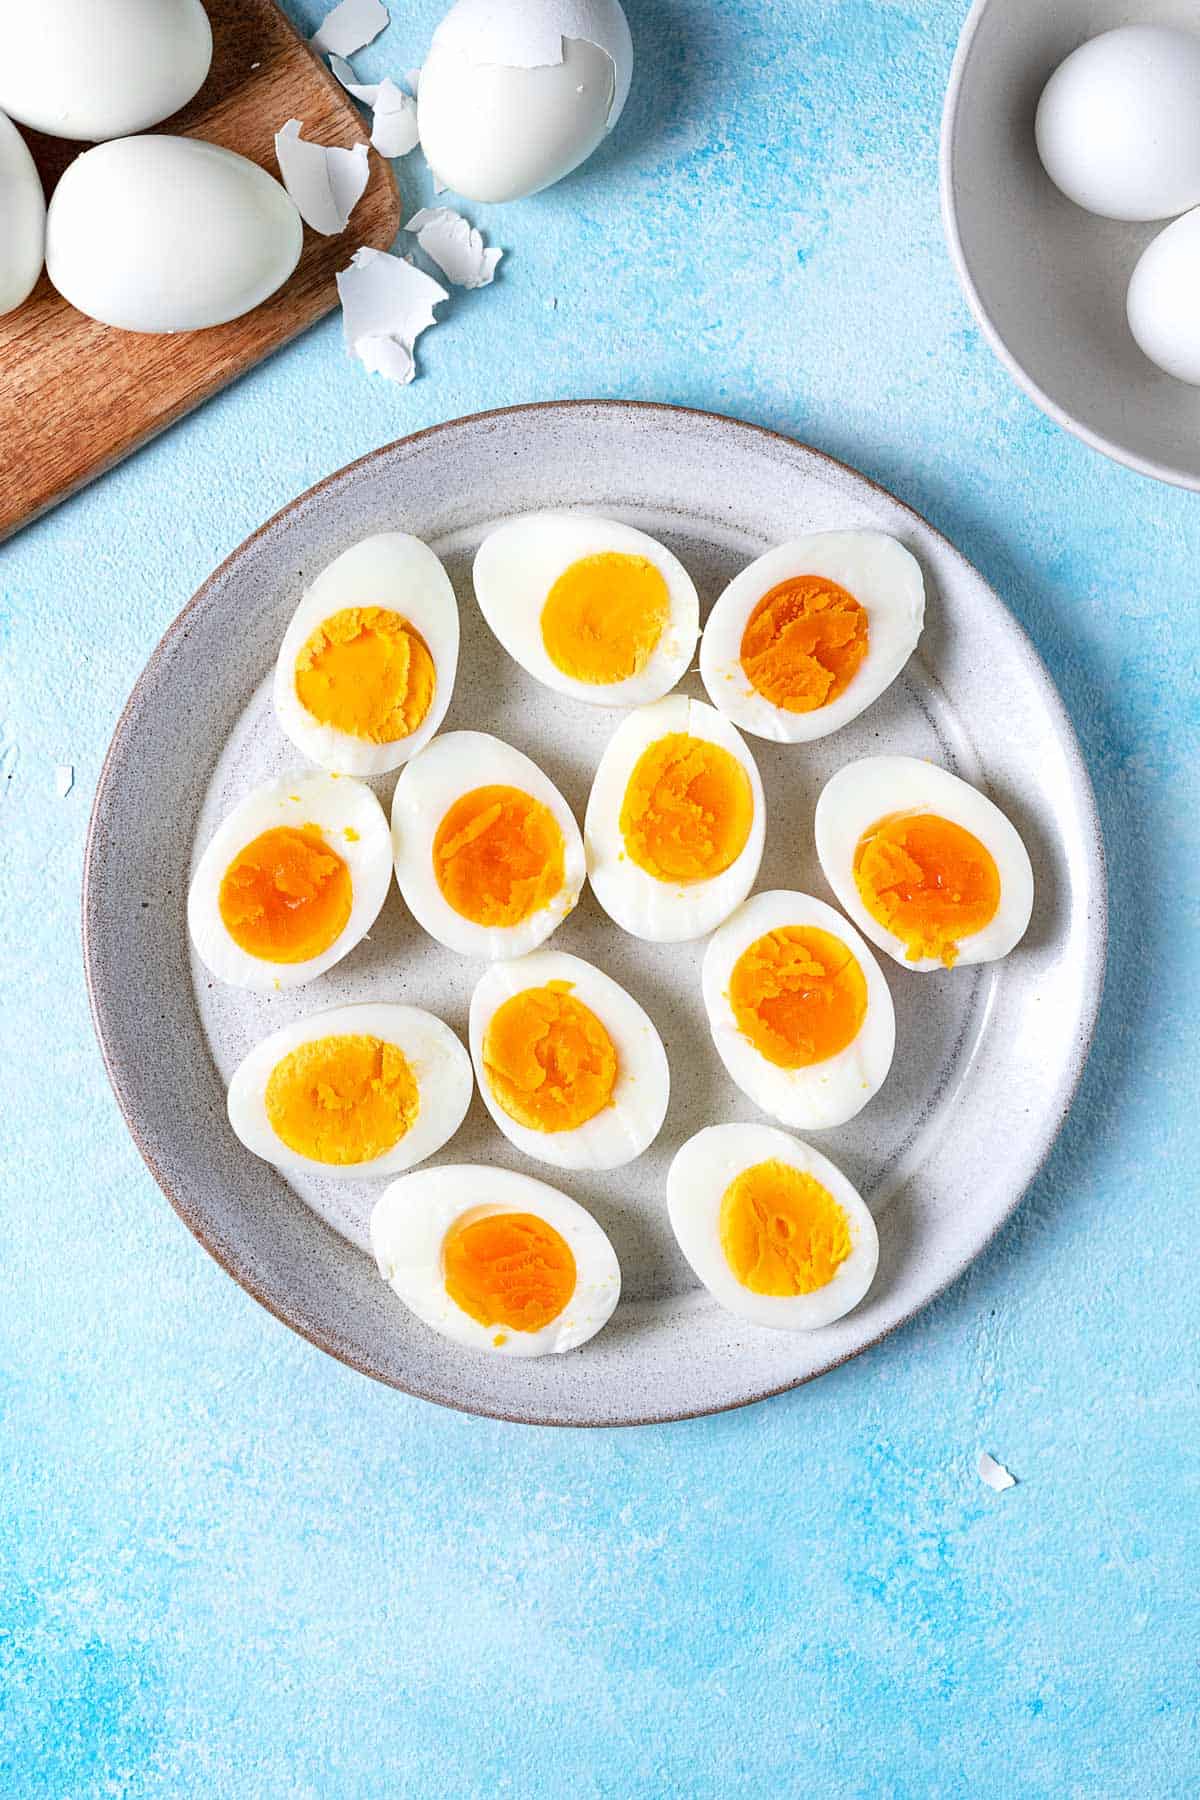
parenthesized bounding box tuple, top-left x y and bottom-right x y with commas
(469, 950, 669, 1171)
(1035, 26, 1200, 222)
(274, 534, 460, 777)
(473, 512, 699, 708)
(188, 771, 392, 991)
(702, 891, 895, 1130)
(585, 695, 765, 943)
(0, 109, 44, 316)
(391, 731, 586, 959)
(371, 1164, 622, 1356)
(0, 0, 213, 142)
(46, 137, 302, 333)
(418, 0, 633, 203)
(700, 531, 924, 743)
(814, 756, 1034, 972)
(1127, 208, 1200, 384)
(667, 1123, 879, 1332)
(227, 1002, 473, 1179)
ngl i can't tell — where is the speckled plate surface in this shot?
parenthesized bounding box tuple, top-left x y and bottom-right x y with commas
(83, 401, 1107, 1426)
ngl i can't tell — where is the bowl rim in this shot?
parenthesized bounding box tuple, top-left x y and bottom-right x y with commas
(939, 0, 1200, 493)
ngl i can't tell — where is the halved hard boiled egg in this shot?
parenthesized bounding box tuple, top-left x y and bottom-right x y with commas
(227, 1002, 472, 1178)
(371, 1165, 621, 1356)
(585, 695, 765, 942)
(815, 756, 1034, 971)
(391, 731, 585, 958)
(473, 512, 699, 707)
(667, 1123, 879, 1331)
(274, 533, 459, 776)
(700, 531, 925, 743)
(188, 773, 392, 990)
(469, 951, 669, 1171)
(702, 891, 895, 1130)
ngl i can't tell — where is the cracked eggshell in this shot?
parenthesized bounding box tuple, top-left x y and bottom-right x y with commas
(0, 109, 44, 315)
(418, 0, 633, 202)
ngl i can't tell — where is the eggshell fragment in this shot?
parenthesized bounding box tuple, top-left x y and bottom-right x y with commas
(406, 208, 501, 287)
(311, 0, 390, 59)
(274, 120, 369, 236)
(336, 246, 448, 384)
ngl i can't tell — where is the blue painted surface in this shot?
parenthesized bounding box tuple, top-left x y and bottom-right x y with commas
(2, 1, 1197, 1793)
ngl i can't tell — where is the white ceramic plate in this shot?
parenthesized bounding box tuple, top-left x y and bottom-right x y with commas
(83, 402, 1106, 1425)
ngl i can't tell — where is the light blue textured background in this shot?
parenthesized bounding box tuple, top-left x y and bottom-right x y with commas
(2, 1, 1197, 1793)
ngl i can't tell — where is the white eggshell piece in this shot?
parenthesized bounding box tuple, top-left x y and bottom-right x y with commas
(274, 120, 369, 237)
(0, 108, 44, 315)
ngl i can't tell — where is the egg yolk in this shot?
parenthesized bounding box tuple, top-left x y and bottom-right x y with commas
(740, 575, 869, 712)
(219, 825, 352, 963)
(443, 1210, 577, 1332)
(433, 785, 566, 928)
(265, 1034, 420, 1165)
(730, 926, 868, 1068)
(541, 553, 670, 686)
(720, 1159, 852, 1296)
(483, 981, 618, 1134)
(854, 810, 1000, 967)
(620, 733, 754, 883)
(294, 606, 435, 743)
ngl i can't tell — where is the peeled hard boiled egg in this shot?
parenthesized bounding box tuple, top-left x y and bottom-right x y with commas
(46, 137, 302, 333)
(473, 512, 699, 707)
(702, 891, 895, 1130)
(0, 109, 43, 316)
(700, 531, 924, 743)
(469, 951, 669, 1171)
(371, 1165, 622, 1355)
(0, 0, 213, 141)
(585, 696, 765, 943)
(815, 756, 1034, 972)
(668, 1123, 879, 1332)
(188, 772, 392, 991)
(227, 1003, 472, 1179)
(392, 731, 586, 958)
(417, 0, 633, 203)
(1035, 26, 1200, 223)
(274, 534, 460, 776)
(1127, 208, 1200, 385)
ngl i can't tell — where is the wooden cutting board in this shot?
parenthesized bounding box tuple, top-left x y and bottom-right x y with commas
(0, 0, 401, 542)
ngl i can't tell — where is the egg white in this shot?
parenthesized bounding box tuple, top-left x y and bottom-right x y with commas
(273, 533, 460, 777)
(667, 1123, 880, 1331)
(702, 891, 895, 1130)
(585, 695, 766, 943)
(473, 511, 699, 707)
(700, 531, 925, 744)
(469, 950, 670, 1171)
(371, 1165, 622, 1356)
(814, 755, 1035, 972)
(188, 772, 392, 991)
(227, 1002, 473, 1178)
(391, 730, 586, 958)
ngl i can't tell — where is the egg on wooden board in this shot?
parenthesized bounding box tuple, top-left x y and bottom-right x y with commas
(188, 772, 392, 991)
(668, 1123, 879, 1332)
(0, 0, 213, 142)
(0, 109, 44, 315)
(46, 137, 302, 333)
(227, 1002, 473, 1179)
(274, 534, 460, 776)
(371, 1165, 622, 1356)
(815, 756, 1034, 972)
(417, 0, 633, 203)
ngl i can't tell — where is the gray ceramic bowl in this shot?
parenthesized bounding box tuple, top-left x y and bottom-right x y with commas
(942, 0, 1200, 488)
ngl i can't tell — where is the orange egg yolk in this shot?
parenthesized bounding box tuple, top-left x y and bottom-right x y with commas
(433, 785, 566, 928)
(720, 1159, 852, 1296)
(443, 1210, 577, 1333)
(483, 981, 618, 1134)
(740, 575, 869, 712)
(294, 606, 436, 743)
(218, 825, 352, 963)
(265, 1034, 419, 1164)
(854, 810, 1001, 967)
(541, 552, 671, 685)
(620, 732, 754, 883)
(729, 926, 868, 1068)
